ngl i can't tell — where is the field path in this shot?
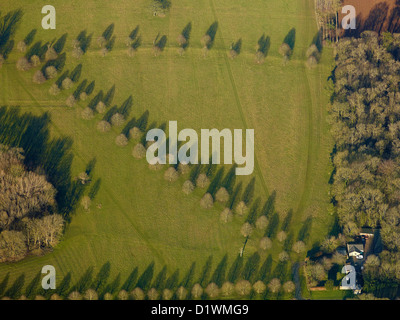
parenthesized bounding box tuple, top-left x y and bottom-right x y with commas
(208, 0, 269, 198)
(292, 0, 325, 224)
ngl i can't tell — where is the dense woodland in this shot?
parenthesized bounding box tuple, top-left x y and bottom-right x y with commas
(330, 31, 400, 297)
(0, 145, 64, 262)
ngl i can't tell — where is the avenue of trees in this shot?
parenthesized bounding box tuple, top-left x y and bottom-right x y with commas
(0, 253, 299, 300)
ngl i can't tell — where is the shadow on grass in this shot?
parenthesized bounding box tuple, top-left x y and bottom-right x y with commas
(0, 107, 87, 220)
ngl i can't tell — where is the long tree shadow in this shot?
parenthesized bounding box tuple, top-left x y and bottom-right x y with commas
(283, 28, 296, 52)
(0, 107, 87, 220)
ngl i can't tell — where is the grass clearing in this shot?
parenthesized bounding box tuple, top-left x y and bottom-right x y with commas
(0, 0, 335, 297)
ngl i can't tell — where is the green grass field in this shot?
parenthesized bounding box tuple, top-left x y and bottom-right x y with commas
(0, 0, 336, 297)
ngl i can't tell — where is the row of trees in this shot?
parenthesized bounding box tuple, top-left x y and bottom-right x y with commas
(0, 253, 298, 300)
(65, 21, 300, 62)
(315, 0, 342, 43)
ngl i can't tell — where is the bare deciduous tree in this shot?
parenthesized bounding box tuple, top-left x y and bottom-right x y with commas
(259, 237, 272, 251)
(115, 134, 129, 147)
(235, 201, 248, 216)
(164, 167, 179, 182)
(253, 280, 266, 294)
(240, 222, 253, 238)
(220, 208, 233, 223)
(256, 216, 268, 230)
(268, 278, 281, 294)
(191, 283, 203, 299)
(200, 193, 214, 209)
(182, 180, 195, 195)
(235, 280, 252, 296)
(132, 144, 146, 159)
(97, 121, 111, 133)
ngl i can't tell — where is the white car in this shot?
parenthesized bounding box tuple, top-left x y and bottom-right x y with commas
(356, 255, 363, 260)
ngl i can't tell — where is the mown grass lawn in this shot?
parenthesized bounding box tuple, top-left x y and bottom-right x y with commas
(0, 0, 335, 297)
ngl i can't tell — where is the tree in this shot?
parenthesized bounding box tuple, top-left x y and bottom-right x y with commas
(84, 289, 98, 300)
(103, 292, 113, 300)
(229, 39, 242, 59)
(277, 231, 287, 242)
(268, 278, 281, 294)
(293, 241, 305, 254)
(321, 236, 339, 253)
(117, 290, 129, 300)
(200, 193, 214, 209)
(49, 83, 60, 96)
(16, 57, 31, 71)
(215, 187, 229, 203)
(45, 47, 58, 61)
(241, 222, 253, 238)
(132, 144, 146, 159)
(235, 280, 251, 296)
(62, 77, 73, 90)
(191, 283, 203, 299)
(164, 167, 179, 182)
(278, 251, 289, 262)
(131, 288, 145, 300)
(176, 286, 188, 300)
(81, 196, 91, 211)
(81, 108, 94, 120)
(220, 208, 233, 223)
(68, 291, 82, 300)
(235, 201, 248, 216)
(205, 283, 219, 298)
(115, 134, 128, 147)
(65, 95, 76, 107)
(111, 113, 125, 127)
(279, 43, 292, 58)
(256, 216, 268, 230)
(162, 288, 173, 300)
(0, 231, 27, 262)
(283, 281, 295, 293)
(221, 282, 234, 297)
(196, 173, 210, 188)
(96, 102, 106, 114)
(97, 121, 111, 133)
(182, 180, 195, 195)
(32, 70, 46, 84)
(253, 280, 266, 294)
(259, 237, 272, 251)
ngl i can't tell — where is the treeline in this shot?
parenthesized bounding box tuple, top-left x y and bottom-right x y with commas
(0, 254, 299, 300)
(330, 31, 400, 298)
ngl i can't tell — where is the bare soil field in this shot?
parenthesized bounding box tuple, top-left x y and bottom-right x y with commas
(340, 0, 400, 34)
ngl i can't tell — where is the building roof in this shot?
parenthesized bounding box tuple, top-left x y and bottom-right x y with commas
(347, 243, 364, 254)
(336, 246, 347, 256)
(360, 227, 374, 235)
